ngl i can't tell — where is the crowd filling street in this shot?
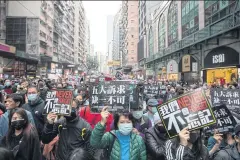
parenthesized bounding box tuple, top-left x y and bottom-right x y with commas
(0, 77, 239, 160)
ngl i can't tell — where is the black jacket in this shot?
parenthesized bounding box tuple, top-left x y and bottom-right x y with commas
(165, 138, 209, 160)
(1, 124, 41, 160)
(145, 126, 167, 160)
(42, 116, 95, 160)
(213, 143, 240, 160)
(22, 97, 45, 139)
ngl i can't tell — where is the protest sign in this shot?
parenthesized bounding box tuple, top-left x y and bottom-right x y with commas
(143, 84, 159, 98)
(89, 81, 139, 112)
(157, 89, 216, 138)
(211, 88, 240, 123)
(43, 89, 73, 116)
(205, 104, 236, 134)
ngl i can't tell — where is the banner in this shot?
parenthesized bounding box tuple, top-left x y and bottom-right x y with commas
(143, 84, 159, 98)
(43, 90, 73, 116)
(157, 89, 216, 138)
(211, 88, 240, 123)
(89, 81, 139, 112)
(205, 104, 236, 134)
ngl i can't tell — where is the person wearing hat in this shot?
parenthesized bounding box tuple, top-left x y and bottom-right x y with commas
(213, 125, 240, 160)
(143, 99, 159, 127)
(145, 113, 167, 160)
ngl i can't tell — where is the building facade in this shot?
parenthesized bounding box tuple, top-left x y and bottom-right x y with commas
(121, 1, 139, 68)
(145, 0, 240, 84)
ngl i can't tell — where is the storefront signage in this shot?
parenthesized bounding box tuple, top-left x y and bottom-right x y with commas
(204, 46, 239, 68)
(212, 54, 225, 64)
(192, 62, 198, 72)
(167, 60, 178, 74)
(0, 42, 16, 54)
(182, 55, 191, 72)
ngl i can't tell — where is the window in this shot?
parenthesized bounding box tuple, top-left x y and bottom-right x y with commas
(204, 0, 237, 27)
(131, 42, 134, 45)
(158, 14, 165, 51)
(148, 27, 154, 57)
(131, 35, 134, 38)
(167, 1, 178, 46)
(131, 20, 135, 23)
(131, 50, 134, 53)
(181, 1, 199, 38)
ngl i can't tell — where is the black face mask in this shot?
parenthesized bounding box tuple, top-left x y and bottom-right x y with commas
(11, 119, 25, 130)
(65, 108, 77, 121)
(157, 125, 166, 133)
(188, 133, 200, 144)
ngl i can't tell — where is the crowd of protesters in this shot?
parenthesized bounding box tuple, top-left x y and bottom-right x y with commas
(0, 77, 239, 160)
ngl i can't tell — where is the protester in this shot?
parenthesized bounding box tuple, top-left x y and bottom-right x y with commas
(41, 98, 95, 160)
(145, 113, 167, 160)
(38, 81, 48, 101)
(165, 127, 209, 160)
(4, 79, 13, 95)
(143, 99, 159, 126)
(22, 86, 45, 139)
(0, 147, 14, 160)
(90, 107, 146, 160)
(1, 108, 41, 160)
(212, 125, 240, 160)
(0, 103, 8, 142)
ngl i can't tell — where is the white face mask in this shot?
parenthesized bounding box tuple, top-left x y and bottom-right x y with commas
(132, 110, 143, 119)
(118, 123, 133, 135)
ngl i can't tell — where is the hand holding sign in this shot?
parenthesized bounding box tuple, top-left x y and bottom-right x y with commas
(47, 112, 58, 124)
(100, 106, 110, 126)
(179, 127, 190, 146)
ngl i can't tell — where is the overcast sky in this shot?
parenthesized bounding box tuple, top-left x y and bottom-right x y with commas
(83, 1, 122, 54)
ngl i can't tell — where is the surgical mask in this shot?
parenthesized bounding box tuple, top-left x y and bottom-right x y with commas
(73, 90, 78, 97)
(15, 83, 19, 86)
(65, 107, 77, 121)
(161, 90, 166, 94)
(11, 119, 25, 130)
(118, 123, 133, 135)
(5, 82, 11, 86)
(151, 107, 158, 114)
(188, 132, 200, 144)
(132, 110, 143, 119)
(0, 85, 4, 90)
(28, 94, 38, 101)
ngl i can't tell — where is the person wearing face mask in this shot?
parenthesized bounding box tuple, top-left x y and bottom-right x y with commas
(0, 103, 8, 143)
(4, 79, 13, 95)
(37, 81, 49, 101)
(0, 108, 41, 160)
(22, 86, 45, 140)
(90, 107, 146, 160)
(41, 99, 96, 160)
(143, 99, 159, 127)
(213, 125, 240, 160)
(165, 127, 209, 160)
(145, 113, 167, 160)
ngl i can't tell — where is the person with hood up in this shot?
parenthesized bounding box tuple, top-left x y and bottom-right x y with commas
(22, 86, 45, 140)
(0, 103, 8, 142)
(38, 80, 49, 101)
(213, 125, 240, 160)
(165, 127, 209, 160)
(4, 79, 13, 95)
(41, 97, 96, 160)
(1, 108, 41, 160)
(90, 107, 146, 160)
(145, 113, 168, 160)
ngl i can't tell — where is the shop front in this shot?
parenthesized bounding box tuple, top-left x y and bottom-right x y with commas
(167, 60, 178, 81)
(203, 46, 239, 84)
(156, 63, 166, 81)
(179, 54, 199, 84)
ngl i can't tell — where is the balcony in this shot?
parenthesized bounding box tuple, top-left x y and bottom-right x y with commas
(146, 8, 240, 64)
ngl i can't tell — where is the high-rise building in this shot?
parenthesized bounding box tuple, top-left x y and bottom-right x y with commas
(112, 7, 122, 61)
(121, 1, 139, 68)
(74, 1, 87, 68)
(85, 20, 90, 57)
(0, 1, 7, 43)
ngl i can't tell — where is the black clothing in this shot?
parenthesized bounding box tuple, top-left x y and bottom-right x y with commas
(42, 116, 95, 160)
(22, 97, 45, 139)
(213, 143, 240, 160)
(1, 125, 41, 160)
(145, 126, 167, 160)
(165, 138, 209, 160)
(39, 87, 48, 101)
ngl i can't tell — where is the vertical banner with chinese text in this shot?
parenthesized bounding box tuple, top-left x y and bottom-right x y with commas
(43, 89, 73, 116)
(157, 89, 216, 138)
(211, 88, 240, 123)
(89, 81, 139, 112)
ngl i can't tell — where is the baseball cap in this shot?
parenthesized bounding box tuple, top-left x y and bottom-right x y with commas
(147, 99, 158, 107)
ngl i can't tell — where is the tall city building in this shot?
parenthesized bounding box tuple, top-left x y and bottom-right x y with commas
(112, 7, 122, 61)
(74, 1, 87, 68)
(0, 1, 7, 43)
(85, 20, 90, 57)
(121, 1, 139, 67)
